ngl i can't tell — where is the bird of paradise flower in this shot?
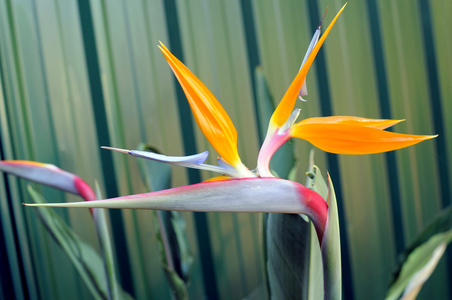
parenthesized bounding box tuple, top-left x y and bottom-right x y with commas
(21, 3, 434, 239)
(1, 4, 436, 299)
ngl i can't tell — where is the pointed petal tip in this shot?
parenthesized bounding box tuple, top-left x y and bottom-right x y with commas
(270, 4, 346, 128)
(101, 146, 130, 154)
(292, 122, 437, 155)
(23, 203, 50, 207)
(157, 43, 167, 57)
(158, 42, 169, 54)
(23, 202, 41, 207)
(425, 134, 438, 140)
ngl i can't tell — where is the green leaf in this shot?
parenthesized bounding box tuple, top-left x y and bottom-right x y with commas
(265, 154, 327, 300)
(321, 174, 342, 300)
(135, 144, 192, 299)
(305, 151, 329, 201)
(308, 224, 324, 300)
(305, 151, 327, 300)
(153, 211, 189, 300)
(386, 229, 452, 300)
(402, 205, 452, 259)
(266, 212, 312, 299)
(387, 205, 452, 300)
(27, 186, 132, 300)
(170, 211, 194, 280)
(93, 183, 120, 300)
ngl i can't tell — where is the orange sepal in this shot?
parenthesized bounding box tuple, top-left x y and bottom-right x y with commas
(291, 122, 437, 154)
(2, 160, 51, 168)
(204, 175, 232, 182)
(159, 42, 241, 167)
(269, 4, 346, 129)
(300, 116, 404, 130)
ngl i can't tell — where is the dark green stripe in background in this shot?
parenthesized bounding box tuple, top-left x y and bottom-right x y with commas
(76, 0, 134, 295)
(0, 144, 20, 300)
(365, 0, 405, 255)
(240, 0, 263, 143)
(418, 0, 451, 210)
(418, 0, 452, 296)
(162, 1, 219, 299)
(0, 18, 37, 299)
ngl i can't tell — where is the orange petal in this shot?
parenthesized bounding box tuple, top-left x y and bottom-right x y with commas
(204, 175, 232, 182)
(299, 116, 404, 130)
(270, 3, 346, 129)
(159, 42, 241, 167)
(2, 160, 51, 168)
(291, 123, 437, 154)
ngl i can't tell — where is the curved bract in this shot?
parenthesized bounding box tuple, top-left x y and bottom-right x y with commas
(0, 160, 96, 201)
(26, 178, 328, 241)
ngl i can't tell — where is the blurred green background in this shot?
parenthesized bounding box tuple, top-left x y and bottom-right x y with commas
(0, 0, 450, 299)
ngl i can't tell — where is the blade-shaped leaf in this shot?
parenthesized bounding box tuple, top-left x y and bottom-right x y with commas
(386, 229, 452, 300)
(266, 212, 312, 299)
(321, 174, 341, 300)
(387, 205, 452, 300)
(305, 151, 328, 300)
(153, 211, 189, 300)
(93, 183, 120, 300)
(401, 205, 452, 257)
(169, 211, 193, 281)
(27, 186, 132, 300)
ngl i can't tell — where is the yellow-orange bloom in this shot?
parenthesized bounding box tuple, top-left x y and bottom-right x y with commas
(291, 118, 437, 155)
(269, 4, 347, 130)
(159, 42, 245, 171)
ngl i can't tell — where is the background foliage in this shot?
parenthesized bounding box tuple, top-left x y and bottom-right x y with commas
(0, 0, 450, 299)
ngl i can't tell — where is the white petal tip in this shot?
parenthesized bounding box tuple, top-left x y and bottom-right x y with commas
(101, 146, 130, 154)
